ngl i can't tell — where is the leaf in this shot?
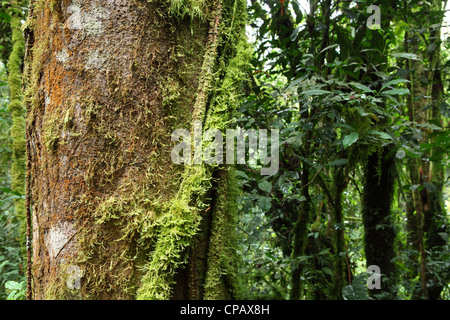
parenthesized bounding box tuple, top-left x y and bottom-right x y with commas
(380, 79, 410, 92)
(368, 130, 393, 140)
(342, 132, 359, 149)
(416, 123, 442, 131)
(0, 11, 11, 23)
(258, 180, 272, 193)
(423, 182, 437, 193)
(257, 196, 272, 212)
(5, 281, 22, 291)
(300, 89, 332, 96)
(319, 44, 339, 54)
(438, 232, 449, 243)
(391, 52, 420, 60)
(322, 267, 333, 276)
(381, 88, 410, 96)
(235, 170, 249, 180)
(290, 26, 301, 41)
(342, 274, 369, 300)
(349, 82, 374, 93)
(327, 159, 348, 166)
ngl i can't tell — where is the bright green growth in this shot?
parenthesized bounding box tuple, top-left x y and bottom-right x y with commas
(168, 0, 207, 19)
(137, 0, 250, 299)
(7, 2, 26, 255)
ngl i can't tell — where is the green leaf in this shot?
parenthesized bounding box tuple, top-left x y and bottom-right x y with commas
(416, 123, 442, 131)
(381, 88, 410, 96)
(342, 132, 359, 149)
(0, 11, 11, 23)
(391, 52, 420, 60)
(258, 180, 272, 193)
(342, 274, 369, 300)
(423, 182, 437, 193)
(300, 89, 332, 96)
(322, 267, 333, 276)
(290, 26, 301, 41)
(5, 281, 22, 291)
(319, 44, 339, 54)
(368, 130, 393, 140)
(380, 79, 410, 92)
(349, 82, 374, 93)
(327, 159, 348, 166)
(235, 170, 249, 180)
(257, 196, 272, 212)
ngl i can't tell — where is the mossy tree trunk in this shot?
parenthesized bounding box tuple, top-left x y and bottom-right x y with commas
(360, 1, 398, 300)
(24, 0, 249, 300)
(7, 0, 26, 257)
(362, 146, 397, 299)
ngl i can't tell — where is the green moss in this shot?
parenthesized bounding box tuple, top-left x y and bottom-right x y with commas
(169, 0, 208, 19)
(203, 167, 240, 299)
(137, 0, 250, 300)
(7, 2, 27, 255)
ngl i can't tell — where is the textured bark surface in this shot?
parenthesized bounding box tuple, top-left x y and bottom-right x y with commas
(24, 0, 235, 299)
(362, 146, 396, 299)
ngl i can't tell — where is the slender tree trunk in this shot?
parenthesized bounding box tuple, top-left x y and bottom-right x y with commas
(24, 0, 248, 300)
(362, 146, 397, 299)
(332, 166, 346, 300)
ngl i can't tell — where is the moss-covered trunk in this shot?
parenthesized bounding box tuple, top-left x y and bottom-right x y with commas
(25, 0, 249, 300)
(7, 0, 26, 257)
(362, 146, 396, 299)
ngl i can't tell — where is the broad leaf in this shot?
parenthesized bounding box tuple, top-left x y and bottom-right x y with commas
(381, 88, 410, 96)
(380, 79, 410, 92)
(391, 52, 420, 60)
(258, 180, 272, 193)
(349, 82, 374, 93)
(301, 89, 332, 96)
(342, 132, 359, 149)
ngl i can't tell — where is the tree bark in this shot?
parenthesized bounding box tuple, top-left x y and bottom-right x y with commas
(25, 0, 248, 300)
(362, 146, 396, 299)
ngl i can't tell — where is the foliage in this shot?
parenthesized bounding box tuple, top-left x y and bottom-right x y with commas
(235, 0, 450, 300)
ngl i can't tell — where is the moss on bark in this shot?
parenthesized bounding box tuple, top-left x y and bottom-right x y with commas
(25, 0, 249, 300)
(7, 1, 26, 256)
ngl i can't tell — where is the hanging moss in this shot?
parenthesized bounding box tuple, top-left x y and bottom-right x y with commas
(7, 1, 27, 255)
(168, 0, 208, 19)
(137, 0, 250, 300)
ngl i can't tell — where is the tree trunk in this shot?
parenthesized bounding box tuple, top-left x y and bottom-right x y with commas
(403, 0, 448, 299)
(362, 146, 396, 299)
(24, 0, 249, 300)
